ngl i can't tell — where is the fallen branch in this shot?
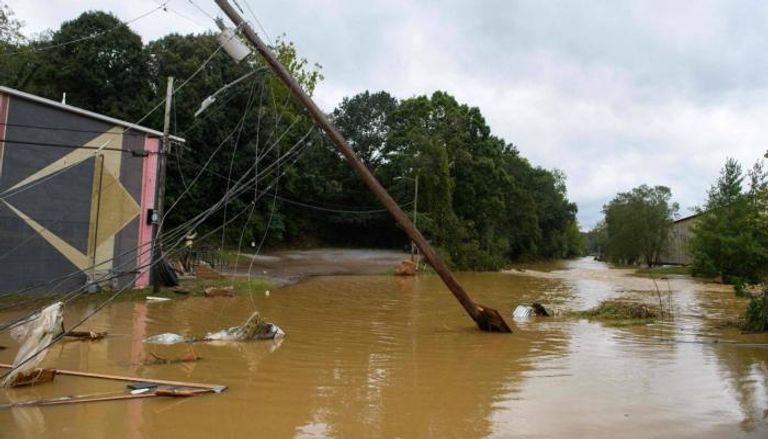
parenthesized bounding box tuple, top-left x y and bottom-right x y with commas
(64, 330, 108, 341)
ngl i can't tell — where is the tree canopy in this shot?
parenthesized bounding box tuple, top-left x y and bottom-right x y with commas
(690, 158, 768, 283)
(601, 185, 678, 266)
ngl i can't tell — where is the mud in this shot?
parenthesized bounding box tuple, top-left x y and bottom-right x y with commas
(224, 248, 408, 286)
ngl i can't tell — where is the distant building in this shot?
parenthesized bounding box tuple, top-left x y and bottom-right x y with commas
(0, 86, 183, 294)
(658, 213, 700, 266)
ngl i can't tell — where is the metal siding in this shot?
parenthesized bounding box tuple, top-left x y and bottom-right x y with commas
(0, 203, 86, 293)
(0, 95, 153, 294)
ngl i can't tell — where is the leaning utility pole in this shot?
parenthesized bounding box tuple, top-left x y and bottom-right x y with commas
(152, 76, 174, 292)
(214, 0, 511, 332)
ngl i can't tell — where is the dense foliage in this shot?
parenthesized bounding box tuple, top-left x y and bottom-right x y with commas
(690, 158, 768, 283)
(600, 185, 678, 266)
(0, 9, 583, 270)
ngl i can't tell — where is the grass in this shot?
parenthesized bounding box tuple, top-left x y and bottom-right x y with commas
(0, 276, 273, 310)
(573, 300, 660, 326)
(633, 265, 691, 278)
(127, 276, 273, 298)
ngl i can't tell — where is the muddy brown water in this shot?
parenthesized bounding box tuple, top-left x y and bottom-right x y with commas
(1, 257, 767, 438)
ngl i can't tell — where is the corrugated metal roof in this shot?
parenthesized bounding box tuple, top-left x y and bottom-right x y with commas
(0, 86, 185, 143)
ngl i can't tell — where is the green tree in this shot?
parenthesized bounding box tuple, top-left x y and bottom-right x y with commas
(690, 158, 768, 283)
(28, 11, 153, 120)
(586, 221, 609, 258)
(0, 2, 24, 46)
(333, 91, 397, 169)
(603, 185, 678, 266)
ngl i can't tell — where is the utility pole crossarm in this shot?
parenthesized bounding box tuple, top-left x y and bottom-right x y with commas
(214, 0, 511, 333)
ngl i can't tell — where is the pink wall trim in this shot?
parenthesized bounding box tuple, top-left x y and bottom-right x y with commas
(135, 136, 159, 287)
(0, 93, 9, 180)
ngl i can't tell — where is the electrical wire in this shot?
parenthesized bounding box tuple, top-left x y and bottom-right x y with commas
(242, 0, 273, 46)
(0, 2, 170, 57)
(187, 0, 219, 23)
(276, 195, 410, 214)
(220, 75, 261, 250)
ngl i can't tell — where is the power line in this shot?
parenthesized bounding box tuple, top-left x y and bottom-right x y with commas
(276, 195, 410, 214)
(187, 0, 219, 23)
(242, 0, 273, 46)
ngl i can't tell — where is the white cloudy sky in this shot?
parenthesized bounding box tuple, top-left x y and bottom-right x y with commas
(6, 0, 768, 228)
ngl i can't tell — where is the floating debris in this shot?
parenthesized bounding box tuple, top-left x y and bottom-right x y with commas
(204, 312, 284, 341)
(144, 311, 285, 345)
(513, 303, 550, 320)
(146, 296, 171, 302)
(2, 302, 64, 388)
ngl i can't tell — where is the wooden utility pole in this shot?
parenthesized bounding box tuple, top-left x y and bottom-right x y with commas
(152, 76, 174, 292)
(410, 175, 419, 263)
(214, 1, 510, 332)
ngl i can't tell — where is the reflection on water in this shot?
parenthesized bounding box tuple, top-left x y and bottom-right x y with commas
(0, 257, 766, 438)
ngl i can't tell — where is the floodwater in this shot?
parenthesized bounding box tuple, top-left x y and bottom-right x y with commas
(1, 257, 767, 438)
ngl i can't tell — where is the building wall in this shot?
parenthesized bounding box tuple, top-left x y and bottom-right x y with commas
(0, 93, 157, 293)
(658, 215, 699, 266)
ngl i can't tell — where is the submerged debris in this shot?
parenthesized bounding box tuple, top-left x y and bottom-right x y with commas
(144, 349, 200, 365)
(395, 260, 417, 276)
(9, 368, 57, 387)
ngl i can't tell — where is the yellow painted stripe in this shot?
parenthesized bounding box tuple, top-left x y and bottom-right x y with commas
(3, 126, 123, 193)
(2, 200, 89, 270)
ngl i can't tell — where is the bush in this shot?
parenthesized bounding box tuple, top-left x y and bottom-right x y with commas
(742, 291, 768, 332)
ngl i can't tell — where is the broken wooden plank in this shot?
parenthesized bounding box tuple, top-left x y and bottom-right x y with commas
(0, 363, 227, 393)
(1, 386, 212, 408)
